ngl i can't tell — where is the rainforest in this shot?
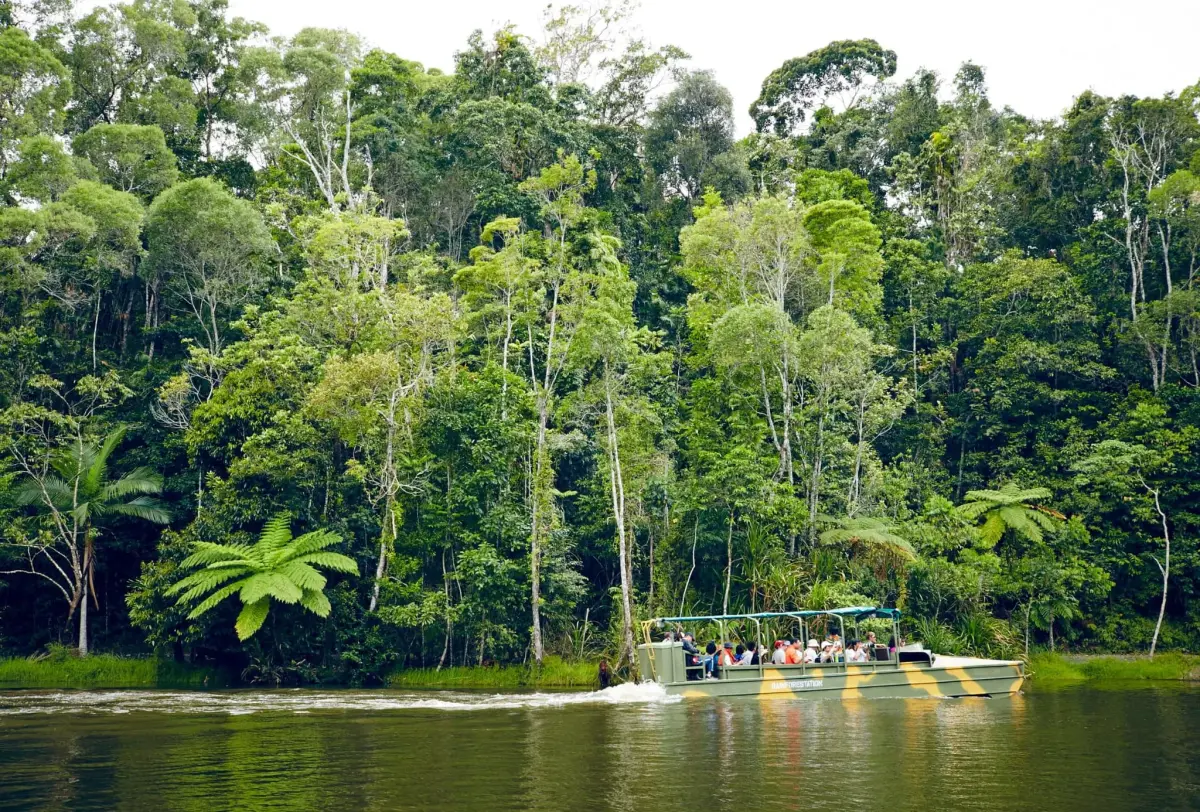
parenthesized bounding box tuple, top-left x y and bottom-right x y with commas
(1, 0, 1197, 685)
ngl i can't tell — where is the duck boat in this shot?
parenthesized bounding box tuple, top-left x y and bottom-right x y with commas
(637, 606, 1024, 700)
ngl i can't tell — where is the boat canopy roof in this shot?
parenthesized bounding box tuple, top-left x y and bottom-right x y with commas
(651, 606, 901, 624)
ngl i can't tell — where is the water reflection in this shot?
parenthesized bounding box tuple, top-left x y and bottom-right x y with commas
(1, 685, 1197, 811)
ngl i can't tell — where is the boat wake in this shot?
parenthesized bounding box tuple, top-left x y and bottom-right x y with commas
(0, 681, 680, 716)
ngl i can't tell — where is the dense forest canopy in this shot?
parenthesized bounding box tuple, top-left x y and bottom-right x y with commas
(1, 0, 1197, 680)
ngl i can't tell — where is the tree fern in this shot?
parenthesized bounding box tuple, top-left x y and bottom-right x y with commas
(167, 513, 358, 641)
(957, 483, 1064, 547)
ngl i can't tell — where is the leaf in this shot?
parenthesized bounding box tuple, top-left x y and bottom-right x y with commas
(235, 599, 271, 640)
(239, 572, 303, 605)
(299, 588, 332, 618)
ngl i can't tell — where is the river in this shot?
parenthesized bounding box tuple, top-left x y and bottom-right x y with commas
(1, 683, 1197, 811)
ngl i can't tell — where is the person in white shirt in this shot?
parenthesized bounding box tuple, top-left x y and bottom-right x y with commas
(772, 638, 792, 666)
(819, 641, 834, 663)
(846, 641, 867, 663)
(802, 639, 819, 663)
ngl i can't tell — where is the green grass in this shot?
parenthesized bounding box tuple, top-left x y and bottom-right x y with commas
(0, 654, 228, 689)
(386, 656, 599, 690)
(1029, 652, 1200, 683)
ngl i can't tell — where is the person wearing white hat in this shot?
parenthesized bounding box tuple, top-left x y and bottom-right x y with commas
(819, 640, 834, 663)
(802, 639, 819, 664)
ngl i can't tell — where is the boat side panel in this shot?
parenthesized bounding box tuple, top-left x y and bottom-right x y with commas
(671, 663, 1023, 699)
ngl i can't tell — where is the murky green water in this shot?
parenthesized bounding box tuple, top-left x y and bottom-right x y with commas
(1, 682, 1197, 811)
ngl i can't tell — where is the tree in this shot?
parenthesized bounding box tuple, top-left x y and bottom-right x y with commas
(956, 483, 1064, 547)
(1074, 433, 1189, 657)
(72, 123, 179, 198)
(143, 177, 273, 363)
(751, 39, 897, 136)
(818, 515, 916, 580)
(5, 424, 168, 655)
(166, 513, 357, 640)
(645, 70, 737, 200)
(0, 26, 71, 177)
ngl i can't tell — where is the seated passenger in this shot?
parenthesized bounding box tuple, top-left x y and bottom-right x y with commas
(771, 640, 788, 665)
(704, 642, 718, 677)
(681, 632, 701, 680)
(846, 640, 867, 663)
(734, 643, 748, 665)
(819, 640, 834, 663)
(715, 642, 735, 673)
(803, 639, 819, 663)
(746, 641, 760, 665)
(785, 640, 803, 664)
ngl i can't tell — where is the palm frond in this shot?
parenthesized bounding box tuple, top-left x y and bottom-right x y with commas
(100, 469, 164, 502)
(108, 496, 171, 525)
(9, 476, 74, 509)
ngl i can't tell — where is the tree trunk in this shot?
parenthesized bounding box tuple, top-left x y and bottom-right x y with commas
(604, 373, 636, 670)
(529, 400, 549, 666)
(1149, 488, 1171, 658)
(723, 511, 734, 617)
(368, 496, 394, 613)
(78, 575, 89, 657)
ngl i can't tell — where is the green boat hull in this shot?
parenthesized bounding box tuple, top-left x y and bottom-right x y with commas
(638, 643, 1024, 700)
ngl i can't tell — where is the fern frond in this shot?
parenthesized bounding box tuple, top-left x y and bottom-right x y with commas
(239, 572, 303, 605)
(299, 588, 332, 618)
(288, 551, 359, 574)
(186, 579, 251, 617)
(278, 561, 326, 592)
(235, 599, 271, 640)
(180, 542, 252, 569)
(277, 529, 343, 563)
(255, 514, 294, 562)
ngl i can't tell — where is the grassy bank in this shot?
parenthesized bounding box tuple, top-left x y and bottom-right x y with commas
(387, 656, 599, 690)
(0, 654, 228, 690)
(1029, 652, 1200, 683)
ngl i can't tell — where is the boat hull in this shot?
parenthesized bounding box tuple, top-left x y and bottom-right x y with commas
(661, 659, 1024, 700)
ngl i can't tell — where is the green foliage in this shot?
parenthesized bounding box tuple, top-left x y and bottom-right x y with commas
(166, 514, 358, 640)
(1, 5, 1199, 677)
(387, 656, 599, 689)
(0, 646, 228, 689)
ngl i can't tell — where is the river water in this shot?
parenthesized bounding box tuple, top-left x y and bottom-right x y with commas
(1, 682, 1197, 811)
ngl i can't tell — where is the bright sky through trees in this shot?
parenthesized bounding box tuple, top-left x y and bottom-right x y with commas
(228, 0, 1200, 132)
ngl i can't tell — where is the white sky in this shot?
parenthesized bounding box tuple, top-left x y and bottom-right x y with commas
(227, 0, 1200, 133)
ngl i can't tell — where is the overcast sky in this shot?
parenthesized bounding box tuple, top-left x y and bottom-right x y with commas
(227, 0, 1199, 132)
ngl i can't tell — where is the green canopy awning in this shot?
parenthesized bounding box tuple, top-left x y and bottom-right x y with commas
(652, 606, 901, 625)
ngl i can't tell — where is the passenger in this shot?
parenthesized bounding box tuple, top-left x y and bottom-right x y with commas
(846, 640, 866, 663)
(803, 639, 819, 664)
(771, 640, 788, 665)
(865, 631, 879, 660)
(704, 642, 718, 677)
(819, 640, 834, 663)
(785, 640, 804, 665)
(715, 642, 735, 674)
(681, 632, 701, 680)
(735, 643, 749, 665)
(747, 642, 761, 666)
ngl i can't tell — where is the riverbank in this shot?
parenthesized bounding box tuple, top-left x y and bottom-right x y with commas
(386, 656, 599, 690)
(0, 654, 229, 690)
(1029, 652, 1200, 683)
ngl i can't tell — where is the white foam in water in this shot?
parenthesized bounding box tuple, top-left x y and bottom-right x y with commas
(0, 681, 680, 716)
